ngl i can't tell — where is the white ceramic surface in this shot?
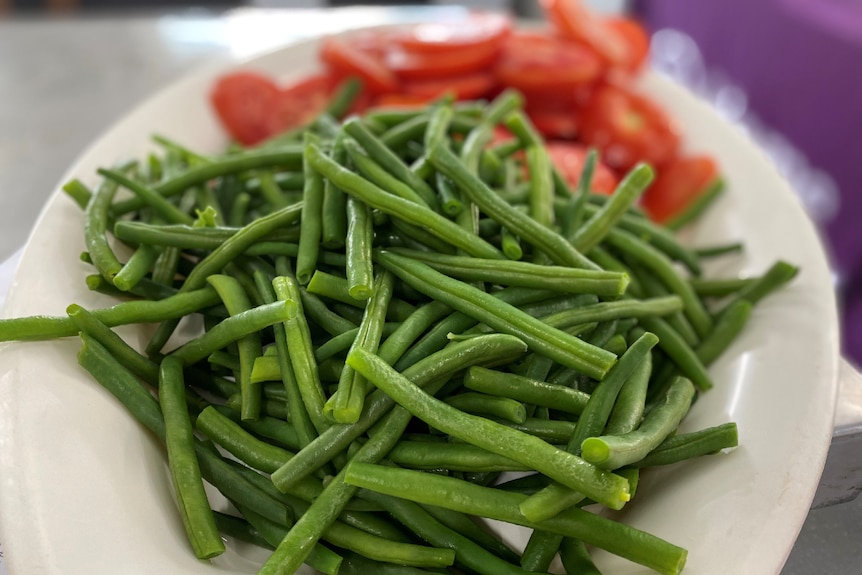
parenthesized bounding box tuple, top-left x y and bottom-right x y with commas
(0, 30, 840, 575)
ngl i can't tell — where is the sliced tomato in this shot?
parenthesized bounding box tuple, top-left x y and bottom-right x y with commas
(265, 75, 333, 137)
(495, 32, 602, 93)
(527, 109, 580, 140)
(546, 142, 619, 194)
(641, 155, 720, 223)
(210, 71, 281, 145)
(402, 73, 497, 101)
(395, 12, 512, 54)
(372, 93, 435, 109)
(605, 17, 650, 74)
(579, 83, 680, 171)
(387, 41, 502, 81)
(320, 37, 398, 94)
(540, 0, 627, 66)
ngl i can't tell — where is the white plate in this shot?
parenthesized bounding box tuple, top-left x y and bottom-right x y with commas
(0, 26, 840, 575)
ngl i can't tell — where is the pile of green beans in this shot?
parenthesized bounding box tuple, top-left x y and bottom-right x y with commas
(0, 82, 799, 575)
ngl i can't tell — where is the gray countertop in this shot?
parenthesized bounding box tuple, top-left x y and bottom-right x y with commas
(0, 7, 859, 574)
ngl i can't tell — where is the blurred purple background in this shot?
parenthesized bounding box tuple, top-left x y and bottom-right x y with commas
(636, 0, 862, 367)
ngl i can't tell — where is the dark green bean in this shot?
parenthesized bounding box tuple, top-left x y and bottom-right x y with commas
(345, 137, 430, 207)
(389, 441, 529, 473)
(690, 277, 755, 298)
(445, 392, 527, 424)
(465, 366, 589, 415)
(559, 537, 602, 575)
(632, 422, 739, 468)
(99, 168, 194, 225)
(639, 315, 713, 391)
(296, 133, 325, 285)
(605, 351, 652, 436)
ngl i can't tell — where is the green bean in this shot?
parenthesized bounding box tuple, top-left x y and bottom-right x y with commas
(725, 260, 799, 309)
(578, 202, 702, 275)
(195, 406, 291, 472)
(245, 171, 305, 194)
(632, 422, 739, 468)
(639, 315, 713, 391)
(694, 241, 744, 259)
(227, 192, 251, 226)
(110, 146, 304, 216)
(605, 227, 713, 338)
(605, 351, 652, 436)
(587, 245, 644, 297)
(296, 133, 325, 285)
(272, 274, 330, 434)
(306, 143, 503, 260)
(698, 299, 753, 365)
(345, 137, 430, 207)
(445, 392, 527, 424)
(296, 288, 356, 335)
(326, 272, 394, 424)
(517, 333, 659, 522)
(112, 221, 299, 250)
(665, 177, 724, 231)
(152, 134, 211, 166)
(63, 178, 93, 210)
(436, 172, 463, 217)
(603, 333, 628, 356)
(376, 301, 450, 365)
(416, 503, 521, 564)
(213, 511, 271, 549)
(526, 143, 555, 231)
(561, 149, 597, 238)
(360, 489, 534, 575)
(342, 195, 374, 300)
(83, 167, 128, 281)
(343, 117, 439, 209)
(465, 366, 589, 415)
(0, 286, 220, 342)
(158, 358, 225, 559)
(338, 552, 441, 575)
(582, 377, 696, 469)
(429, 143, 597, 269)
(388, 248, 628, 297)
(690, 277, 755, 298)
(113, 244, 159, 292)
(212, 405, 300, 450)
(99, 168, 194, 225)
(521, 530, 563, 572)
(343, 464, 687, 575)
(347, 348, 630, 509)
(559, 537, 602, 575)
(253, 269, 317, 447)
(320, 141, 348, 250)
(501, 226, 523, 260)
(326, 76, 364, 118)
(377, 251, 617, 380)
(207, 274, 262, 419)
(307, 270, 415, 321)
(65, 303, 158, 384)
(270, 334, 528, 492)
(425, 103, 454, 151)
(379, 114, 430, 150)
(389, 441, 529, 473)
(169, 300, 289, 366)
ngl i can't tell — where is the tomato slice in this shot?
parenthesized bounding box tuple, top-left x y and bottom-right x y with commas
(387, 41, 502, 81)
(266, 75, 333, 137)
(579, 83, 680, 171)
(372, 93, 435, 109)
(495, 32, 602, 93)
(320, 37, 398, 94)
(546, 142, 619, 194)
(540, 0, 627, 66)
(395, 12, 512, 54)
(527, 109, 580, 140)
(402, 73, 497, 101)
(605, 17, 650, 74)
(210, 71, 281, 146)
(641, 155, 720, 223)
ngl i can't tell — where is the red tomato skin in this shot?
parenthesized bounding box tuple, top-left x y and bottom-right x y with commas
(266, 75, 332, 136)
(387, 41, 502, 81)
(402, 73, 497, 101)
(546, 142, 619, 194)
(210, 71, 281, 146)
(495, 32, 603, 93)
(320, 37, 399, 94)
(540, 0, 627, 66)
(641, 155, 720, 223)
(605, 17, 650, 74)
(395, 12, 512, 54)
(579, 83, 680, 171)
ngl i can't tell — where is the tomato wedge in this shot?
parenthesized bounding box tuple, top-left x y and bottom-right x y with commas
(579, 83, 680, 171)
(320, 37, 398, 94)
(387, 41, 502, 81)
(495, 32, 602, 93)
(210, 71, 281, 146)
(540, 0, 627, 66)
(402, 73, 496, 101)
(641, 155, 720, 223)
(605, 16, 650, 74)
(395, 12, 512, 54)
(267, 75, 333, 137)
(546, 142, 619, 194)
